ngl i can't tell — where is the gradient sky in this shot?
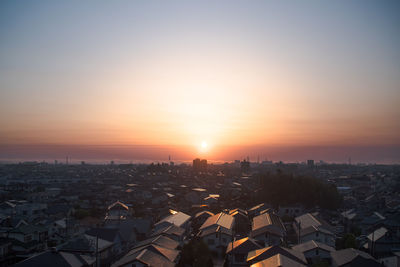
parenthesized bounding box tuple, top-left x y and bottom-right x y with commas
(1, 1, 399, 162)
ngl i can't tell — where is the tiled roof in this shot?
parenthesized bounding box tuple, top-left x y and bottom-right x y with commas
(292, 240, 335, 253)
(250, 253, 307, 267)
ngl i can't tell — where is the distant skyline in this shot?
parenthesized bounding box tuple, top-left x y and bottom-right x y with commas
(1, 1, 400, 163)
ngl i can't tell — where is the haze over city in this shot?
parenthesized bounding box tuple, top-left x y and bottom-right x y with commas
(1, 1, 399, 163)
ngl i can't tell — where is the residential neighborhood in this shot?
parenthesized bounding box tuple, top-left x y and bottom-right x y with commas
(0, 160, 399, 266)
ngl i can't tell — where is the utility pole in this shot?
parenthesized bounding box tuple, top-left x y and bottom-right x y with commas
(298, 221, 301, 244)
(231, 224, 234, 267)
(96, 235, 99, 267)
(371, 229, 375, 257)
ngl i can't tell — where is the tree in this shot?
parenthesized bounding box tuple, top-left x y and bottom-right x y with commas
(257, 172, 342, 210)
(177, 239, 213, 267)
(336, 233, 358, 250)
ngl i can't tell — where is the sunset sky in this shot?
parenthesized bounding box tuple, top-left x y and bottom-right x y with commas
(1, 1, 399, 163)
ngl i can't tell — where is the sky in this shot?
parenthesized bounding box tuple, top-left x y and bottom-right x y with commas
(1, 1, 399, 163)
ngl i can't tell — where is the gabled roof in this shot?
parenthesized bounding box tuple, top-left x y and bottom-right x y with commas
(249, 203, 266, 212)
(0, 201, 16, 209)
(247, 245, 307, 265)
(13, 251, 95, 267)
(292, 240, 335, 253)
(295, 213, 322, 229)
(250, 253, 307, 267)
(200, 212, 234, 231)
(295, 213, 334, 237)
(300, 225, 334, 237)
(229, 208, 247, 216)
(252, 213, 285, 237)
(226, 237, 262, 254)
(134, 235, 179, 251)
(155, 211, 191, 228)
(126, 243, 179, 262)
(10, 224, 47, 235)
(108, 201, 129, 211)
(58, 234, 112, 253)
(331, 248, 379, 267)
(367, 227, 388, 241)
(112, 248, 174, 267)
(194, 210, 214, 219)
(199, 225, 232, 237)
(152, 224, 185, 238)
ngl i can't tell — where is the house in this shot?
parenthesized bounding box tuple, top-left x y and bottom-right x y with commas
(203, 196, 218, 205)
(111, 247, 175, 267)
(0, 238, 13, 265)
(248, 203, 269, 219)
(359, 212, 386, 235)
(247, 246, 307, 266)
(251, 212, 286, 246)
(225, 237, 262, 266)
(292, 240, 335, 264)
(379, 251, 400, 267)
(15, 202, 47, 221)
(199, 212, 235, 254)
(331, 248, 380, 267)
(13, 250, 95, 267)
(112, 235, 180, 267)
(6, 224, 48, 252)
(229, 209, 251, 237)
(294, 213, 335, 247)
(153, 211, 191, 233)
(192, 211, 214, 231)
(134, 235, 180, 251)
(0, 202, 16, 216)
(58, 234, 114, 267)
(363, 227, 400, 257)
(85, 228, 124, 256)
(105, 201, 130, 227)
(48, 218, 80, 244)
(277, 206, 304, 218)
(250, 253, 307, 267)
(151, 224, 185, 243)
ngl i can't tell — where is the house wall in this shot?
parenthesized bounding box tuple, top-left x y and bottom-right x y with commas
(253, 232, 281, 246)
(301, 232, 335, 247)
(303, 248, 331, 260)
(203, 232, 232, 253)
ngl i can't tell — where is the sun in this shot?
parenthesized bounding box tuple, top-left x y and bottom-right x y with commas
(201, 141, 208, 149)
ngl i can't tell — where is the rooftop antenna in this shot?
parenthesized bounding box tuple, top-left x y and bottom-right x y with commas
(169, 155, 171, 161)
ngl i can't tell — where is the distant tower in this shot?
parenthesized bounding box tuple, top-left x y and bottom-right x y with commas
(257, 155, 260, 164)
(168, 155, 171, 161)
(66, 156, 69, 165)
